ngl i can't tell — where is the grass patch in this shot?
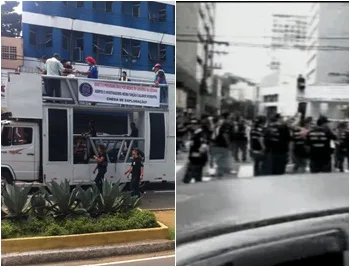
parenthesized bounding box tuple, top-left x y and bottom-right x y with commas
(2, 209, 159, 239)
(169, 228, 175, 240)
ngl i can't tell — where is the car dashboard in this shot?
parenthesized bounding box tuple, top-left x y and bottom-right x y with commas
(176, 212, 349, 266)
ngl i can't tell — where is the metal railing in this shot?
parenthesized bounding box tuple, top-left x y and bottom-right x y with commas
(73, 135, 145, 164)
(41, 75, 169, 108)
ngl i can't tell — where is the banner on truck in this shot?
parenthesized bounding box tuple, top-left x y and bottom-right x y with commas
(77, 80, 160, 107)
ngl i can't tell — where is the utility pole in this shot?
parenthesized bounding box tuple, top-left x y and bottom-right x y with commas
(198, 31, 210, 116)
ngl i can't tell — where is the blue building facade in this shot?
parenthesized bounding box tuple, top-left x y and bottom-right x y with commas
(22, 1, 175, 74)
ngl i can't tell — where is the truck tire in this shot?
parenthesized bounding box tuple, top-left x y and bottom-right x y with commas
(1, 169, 14, 185)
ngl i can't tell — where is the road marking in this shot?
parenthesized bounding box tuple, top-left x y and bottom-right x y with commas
(153, 190, 175, 193)
(93, 255, 175, 266)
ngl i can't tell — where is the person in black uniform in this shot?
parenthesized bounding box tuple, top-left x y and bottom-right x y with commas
(306, 116, 336, 173)
(335, 122, 349, 172)
(93, 144, 108, 193)
(250, 115, 267, 176)
(264, 114, 291, 175)
(232, 116, 248, 162)
(183, 120, 208, 183)
(125, 149, 144, 198)
(291, 117, 312, 173)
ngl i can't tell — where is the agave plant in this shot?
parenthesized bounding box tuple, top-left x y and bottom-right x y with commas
(1, 183, 32, 218)
(119, 192, 141, 213)
(44, 179, 87, 218)
(30, 191, 48, 217)
(98, 180, 126, 214)
(76, 185, 100, 216)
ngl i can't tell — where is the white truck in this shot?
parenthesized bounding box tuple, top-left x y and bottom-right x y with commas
(1, 73, 175, 186)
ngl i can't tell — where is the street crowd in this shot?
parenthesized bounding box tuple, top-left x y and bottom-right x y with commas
(177, 112, 349, 183)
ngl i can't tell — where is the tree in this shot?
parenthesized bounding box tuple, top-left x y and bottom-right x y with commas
(1, 1, 22, 38)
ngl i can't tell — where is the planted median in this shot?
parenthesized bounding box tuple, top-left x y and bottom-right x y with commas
(1, 180, 169, 253)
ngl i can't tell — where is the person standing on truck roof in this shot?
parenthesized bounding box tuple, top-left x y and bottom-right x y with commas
(37, 56, 48, 96)
(124, 149, 144, 198)
(152, 63, 168, 104)
(119, 71, 130, 81)
(37, 56, 47, 74)
(93, 144, 108, 193)
(44, 53, 71, 99)
(77, 56, 98, 79)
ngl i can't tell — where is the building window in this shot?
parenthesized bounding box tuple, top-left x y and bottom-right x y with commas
(121, 38, 141, 59)
(1, 46, 17, 60)
(132, 3, 140, 17)
(93, 1, 96, 8)
(30, 28, 36, 45)
(263, 94, 279, 103)
(122, 1, 140, 17)
(93, 35, 114, 55)
(45, 31, 53, 48)
(77, 1, 84, 8)
(62, 32, 68, 50)
(148, 2, 166, 23)
(105, 1, 112, 13)
(148, 43, 166, 61)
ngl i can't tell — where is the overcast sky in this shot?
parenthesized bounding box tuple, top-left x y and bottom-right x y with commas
(214, 2, 311, 82)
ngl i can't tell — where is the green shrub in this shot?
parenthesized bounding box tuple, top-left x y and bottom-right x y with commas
(169, 228, 175, 240)
(63, 216, 97, 234)
(1, 220, 19, 239)
(44, 224, 69, 236)
(1, 209, 159, 239)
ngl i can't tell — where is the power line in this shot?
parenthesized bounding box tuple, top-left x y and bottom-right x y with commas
(176, 39, 349, 51)
(176, 33, 349, 40)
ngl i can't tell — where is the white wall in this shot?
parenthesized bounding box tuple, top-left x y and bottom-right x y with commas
(259, 83, 298, 116)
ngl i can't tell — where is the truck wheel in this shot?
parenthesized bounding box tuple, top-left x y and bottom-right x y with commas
(1, 170, 14, 185)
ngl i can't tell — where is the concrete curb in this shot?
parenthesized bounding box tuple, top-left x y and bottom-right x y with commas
(149, 208, 175, 212)
(2, 221, 169, 254)
(2, 239, 175, 266)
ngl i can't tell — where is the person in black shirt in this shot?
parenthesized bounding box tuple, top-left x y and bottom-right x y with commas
(335, 122, 349, 172)
(264, 114, 291, 175)
(291, 117, 312, 173)
(212, 113, 231, 178)
(125, 149, 144, 198)
(250, 116, 266, 176)
(306, 116, 336, 173)
(232, 116, 248, 162)
(93, 144, 108, 192)
(183, 121, 208, 183)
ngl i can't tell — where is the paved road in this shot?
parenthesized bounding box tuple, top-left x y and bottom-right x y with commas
(40, 251, 175, 266)
(139, 190, 175, 210)
(95, 255, 175, 266)
(176, 172, 349, 242)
